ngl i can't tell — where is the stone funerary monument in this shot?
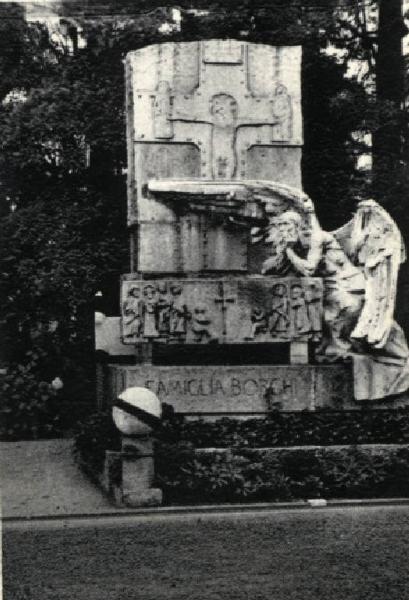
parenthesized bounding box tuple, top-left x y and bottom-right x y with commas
(97, 39, 409, 416)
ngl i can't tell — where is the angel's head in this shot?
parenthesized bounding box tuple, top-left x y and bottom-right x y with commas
(266, 210, 302, 245)
(355, 198, 395, 245)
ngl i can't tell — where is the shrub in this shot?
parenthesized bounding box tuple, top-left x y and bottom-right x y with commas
(73, 410, 120, 478)
(159, 410, 409, 448)
(73, 410, 409, 504)
(0, 356, 62, 440)
(156, 446, 409, 504)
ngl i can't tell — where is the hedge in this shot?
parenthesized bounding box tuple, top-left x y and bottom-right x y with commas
(155, 444, 409, 504)
(73, 408, 409, 503)
(159, 408, 409, 447)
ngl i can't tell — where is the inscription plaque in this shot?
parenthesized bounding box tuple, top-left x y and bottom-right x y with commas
(109, 365, 354, 413)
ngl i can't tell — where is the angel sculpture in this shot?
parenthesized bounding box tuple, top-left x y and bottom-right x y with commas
(149, 177, 409, 401)
(256, 190, 409, 401)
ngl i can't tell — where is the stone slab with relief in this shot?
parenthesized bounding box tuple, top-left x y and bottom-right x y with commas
(121, 276, 323, 345)
(125, 40, 302, 273)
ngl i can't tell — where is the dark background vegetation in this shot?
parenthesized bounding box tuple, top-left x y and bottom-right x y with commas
(0, 0, 408, 437)
(73, 409, 409, 502)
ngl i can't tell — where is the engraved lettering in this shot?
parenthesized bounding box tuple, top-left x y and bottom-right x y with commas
(231, 377, 242, 396)
(198, 380, 210, 396)
(144, 379, 155, 390)
(157, 380, 168, 396)
(212, 379, 225, 396)
(169, 380, 183, 395)
(244, 378, 258, 396)
(187, 379, 199, 396)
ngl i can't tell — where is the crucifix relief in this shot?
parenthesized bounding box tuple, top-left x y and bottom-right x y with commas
(209, 93, 238, 179)
(134, 47, 294, 181)
(168, 84, 293, 180)
(127, 42, 302, 272)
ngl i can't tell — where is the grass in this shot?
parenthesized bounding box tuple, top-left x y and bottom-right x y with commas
(3, 505, 409, 600)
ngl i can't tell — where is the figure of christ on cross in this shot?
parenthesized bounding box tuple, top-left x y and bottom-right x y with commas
(164, 87, 292, 180)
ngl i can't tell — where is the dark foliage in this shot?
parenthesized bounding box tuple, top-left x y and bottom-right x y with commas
(156, 444, 409, 504)
(73, 409, 121, 475)
(159, 409, 409, 447)
(0, 351, 62, 440)
(73, 409, 409, 503)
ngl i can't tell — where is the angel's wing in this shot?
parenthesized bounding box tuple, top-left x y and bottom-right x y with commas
(331, 218, 356, 259)
(337, 200, 406, 349)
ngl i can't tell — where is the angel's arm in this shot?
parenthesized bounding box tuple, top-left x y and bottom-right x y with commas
(285, 217, 323, 276)
(285, 243, 322, 276)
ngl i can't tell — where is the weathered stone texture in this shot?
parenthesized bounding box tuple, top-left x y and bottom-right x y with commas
(108, 364, 354, 413)
(126, 41, 302, 273)
(121, 276, 323, 345)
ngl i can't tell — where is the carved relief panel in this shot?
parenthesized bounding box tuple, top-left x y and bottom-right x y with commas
(121, 277, 323, 345)
(121, 279, 224, 344)
(225, 277, 323, 343)
(125, 41, 302, 274)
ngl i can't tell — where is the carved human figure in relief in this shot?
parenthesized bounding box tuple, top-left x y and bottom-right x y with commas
(123, 286, 144, 339)
(304, 282, 323, 341)
(289, 284, 310, 335)
(247, 307, 268, 339)
(209, 94, 238, 179)
(142, 284, 159, 338)
(169, 284, 189, 339)
(191, 305, 217, 343)
(156, 282, 172, 336)
(268, 283, 290, 335)
(271, 83, 292, 141)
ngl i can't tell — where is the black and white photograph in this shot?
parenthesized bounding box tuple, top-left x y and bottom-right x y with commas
(1, 1, 409, 598)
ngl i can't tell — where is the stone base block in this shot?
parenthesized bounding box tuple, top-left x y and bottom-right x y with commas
(108, 363, 355, 414)
(122, 488, 163, 507)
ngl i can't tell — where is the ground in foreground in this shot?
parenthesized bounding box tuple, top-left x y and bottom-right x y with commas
(3, 505, 409, 600)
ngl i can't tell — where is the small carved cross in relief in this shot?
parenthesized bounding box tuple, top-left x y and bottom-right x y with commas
(214, 285, 236, 335)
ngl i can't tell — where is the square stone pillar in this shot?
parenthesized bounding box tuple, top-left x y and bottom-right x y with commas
(121, 435, 162, 507)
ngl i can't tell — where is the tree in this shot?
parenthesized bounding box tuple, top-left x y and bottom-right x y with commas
(373, 0, 406, 201)
(1, 0, 404, 433)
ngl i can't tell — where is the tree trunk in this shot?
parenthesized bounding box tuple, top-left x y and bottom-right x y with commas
(372, 0, 405, 199)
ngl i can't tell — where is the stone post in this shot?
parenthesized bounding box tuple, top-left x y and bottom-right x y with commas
(112, 387, 163, 507)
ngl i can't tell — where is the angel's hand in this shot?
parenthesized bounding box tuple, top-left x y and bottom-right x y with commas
(285, 246, 298, 260)
(261, 256, 280, 274)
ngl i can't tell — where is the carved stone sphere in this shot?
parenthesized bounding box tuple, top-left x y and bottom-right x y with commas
(112, 386, 162, 436)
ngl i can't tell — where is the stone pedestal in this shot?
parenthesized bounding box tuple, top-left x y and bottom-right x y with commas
(120, 435, 162, 507)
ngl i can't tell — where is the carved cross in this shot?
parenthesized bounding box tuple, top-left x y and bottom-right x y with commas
(214, 286, 236, 335)
(171, 88, 289, 179)
(134, 77, 292, 180)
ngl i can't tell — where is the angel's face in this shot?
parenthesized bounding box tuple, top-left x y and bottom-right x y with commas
(367, 221, 384, 239)
(276, 215, 299, 243)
